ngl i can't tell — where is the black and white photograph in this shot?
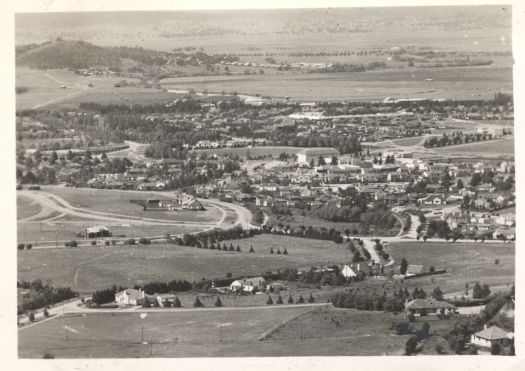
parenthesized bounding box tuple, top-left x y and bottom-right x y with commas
(5, 0, 524, 366)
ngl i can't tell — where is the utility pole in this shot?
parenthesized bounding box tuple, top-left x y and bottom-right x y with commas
(141, 323, 144, 343)
(150, 338, 153, 356)
(219, 324, 222, 343)
(66, 320, 69, 340)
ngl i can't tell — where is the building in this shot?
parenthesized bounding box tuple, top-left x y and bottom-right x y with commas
(115, 288, 145, 306)
(471, 325, 511, 349)
(85, 226, 111, 238)
(230, 277, 266, 293)
(296, 148, 340, 164)
(405, 298, 456, 317)
(405, 264, 425, 277)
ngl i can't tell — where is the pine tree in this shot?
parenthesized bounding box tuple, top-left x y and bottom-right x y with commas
(297, 295, 305, 304)
(229, 244, 235, 251)
(288, 295, 294, 304)
(222, 243, 228, 251)
(269, 248, 274, 254)
(173, 297, 182, 307)
(308, 293, 315, 303)
(277, 248, 281, 255)
(283, 248, 288, 255)
(266, 296, 273, 305)
(276, 295, 283, 304)
(249, 245, 255, 253)
(236, 245, 241, 252)
(400, 258, 408, 275)
(193, 297, 203, 307)
(214, 297, 223, 307)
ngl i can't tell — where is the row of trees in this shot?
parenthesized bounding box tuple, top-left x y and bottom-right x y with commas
(424, 131, 496, 148)
(17, 280, 76, 314)
(175, 227, 262, 247)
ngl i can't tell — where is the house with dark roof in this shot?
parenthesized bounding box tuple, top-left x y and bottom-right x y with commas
(405, 298, 456, 317)
(471, 325, 512, 348)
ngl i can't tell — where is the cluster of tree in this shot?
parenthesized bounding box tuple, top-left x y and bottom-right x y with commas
(266, 293, 315, 305)
(139, 279, 192, 295)
(17, 280, 76, 314)
(91, 285, 125, 305)
(263, 224, 344, 244)
(316, 61, 387, 73)
(247, 205, 265, 225)
(274, 134, 361, 155)
(80, 99, 203, 115)
(424, 131, 496, 148)
(472, 282, 491, 299)
(174, 226, 262, 248)
(331, 289, 406, 312)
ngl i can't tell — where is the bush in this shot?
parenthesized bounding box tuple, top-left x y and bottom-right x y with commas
(111, 240, 117, 245)
(91, 241, 97, 246)
(288, 295, 294, 304)
(249, 245, 255, 253)
(138, 237, 151, 245)
(266, 296, 273, 305)
(276, 295, 283, 304)
(43, 352, 55, 359)
(127, 238, 136, 245)
(490, 342, 501, 355)
(236, 245, 241, 252)
(26, 243, 33, 250)
(215, 297, 223, 307)
(308, 293, 315, 303)
(297, 295, 305, 304)
(28, 311, 35, 322)
(173, 297, 181, 307)
(70, 240, 78, 247)
(283, 248, 288, 255)
(434, 344, 444, 355)
(104, 240, 110, 246)
(405, 335, 418, 355)
(193, 297, 203, 307)
(17, 243, 25, 250)
(467, 344, 478, 355)
(43, 308, 49, 318)
(269, 248, 274, 254)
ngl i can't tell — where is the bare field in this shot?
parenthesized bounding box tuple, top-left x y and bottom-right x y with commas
(18, 306, 313, 358)
(161, 66, 512, 102)
(17, 234, 350, 293)
(386, 241, 515, 294)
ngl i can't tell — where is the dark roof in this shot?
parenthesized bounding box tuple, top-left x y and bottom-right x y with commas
(473, 326, 509, 340)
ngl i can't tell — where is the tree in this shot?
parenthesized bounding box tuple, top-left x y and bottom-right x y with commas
(283, 248, 288, 255)
(432, 287, 444, 301)
(490, 342, 501, 355)
(331, 155, 338, 165)
(297, 295, 305, 304)
(269, 248, 274, 254)
(214, 297, 223, 307)
(472, 282, 484, 299)
(173, 297, 181, 307)
(266, 295, 273, 305)
(405, 335, 418, 355)
(28, 311, 35, 322)
(249, 245, 255, 253)
(467, 344, 478, 355)
(193, 297, 203, 307)
(236, 245, 241, 252)
(276, 295, 283, 304)
(43, 308, 49, 317)
(400, 258, 408, 275)
(288, 295, 294, 304)
(17, 243, 25, 250)
(317, 155, 326, 166)
(308, 293, 315, 303)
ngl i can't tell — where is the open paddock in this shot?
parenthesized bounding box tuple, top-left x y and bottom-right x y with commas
(433, 138, 514, 156)
(386, 241, 514, 294)
(17, 195, 42, 220)
(18, 234, 350, 293)
(18, 306, 313, 358)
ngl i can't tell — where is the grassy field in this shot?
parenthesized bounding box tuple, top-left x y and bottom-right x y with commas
(434, 138, 515, 156)
(160, 66, 512, 102)
(17, 195, 42, 220)
(18, 306, 314, 358)
(193, 146, 314, 158)
(390, 136, 426, 147)
(386, 241, 515, 295)
(40, 186, 222, 222)
(18, 234, 351, 293)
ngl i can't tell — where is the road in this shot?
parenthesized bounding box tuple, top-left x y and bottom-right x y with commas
(32, 71, 90, 110)
(17, 188, 255, 247)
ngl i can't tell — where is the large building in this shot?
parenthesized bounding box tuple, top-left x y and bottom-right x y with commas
(296, 148, 340, 164)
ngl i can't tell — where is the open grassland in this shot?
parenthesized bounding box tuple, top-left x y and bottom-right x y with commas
(17, 195, 42, 220)
(161, 66, 512, 102)
(390, 136, 426, 147)
(434, 137, 515, 156)
(41, 186, 221, 222)
(264, 307, 408, 355)
(193, 146, 311, 158)
(386, 241, 514, 294)
(18, 306, 313, 358)
(18, 234, 350, 293)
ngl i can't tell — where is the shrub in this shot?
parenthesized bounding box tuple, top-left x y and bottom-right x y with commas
(28, 311, 35, 322)
(111, 240, 117, 245)
(490, 342, 501, 355)
(467, 344, 478, 355)
(215, 297, 223, 307)
(308, 293, 315, 303)
(43, 308, 49, 318)
(288, 295, 294, 304)
(283, 248, 288, 255)
(193, 297, 203, 307)
(173, 297, 181, 307)
(405, 335, 418, 355)
(276, 295, 283, 304)
(266, 296, 273, 305)
(236, 245, 241, 252)
(276, 248, 281, 255)
(127, 238, 136, 245)
(70, 240, 78, 247)
(26, 243, 33, 250)
(43, 352, 55, 359)
(269, 248, 274, 254)
(434, 344, 444, 355)
(91, 241, 97, 246)
(138, 237, 151, 245)
(104, 240, 110, 246)
(249, 245, 255, 253)
(17, 243, 25, 250)
(297, 295, 305, 304)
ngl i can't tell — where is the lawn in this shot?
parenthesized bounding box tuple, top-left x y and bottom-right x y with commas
(17, 234, 352, 293)
(17, 195, 42, 220)
(18, 306, 313, 358)
(390, 136, 426, 147)
(385, 241, 515, 295)
(193, 146, 313, 158)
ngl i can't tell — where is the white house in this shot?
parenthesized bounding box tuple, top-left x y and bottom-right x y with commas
(230, 277, 266, 293)
(296, 148, 340, 164)
(340, 264, 358, 278)
(115, 288, 145, 306)
(471, 325, 511, 348)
